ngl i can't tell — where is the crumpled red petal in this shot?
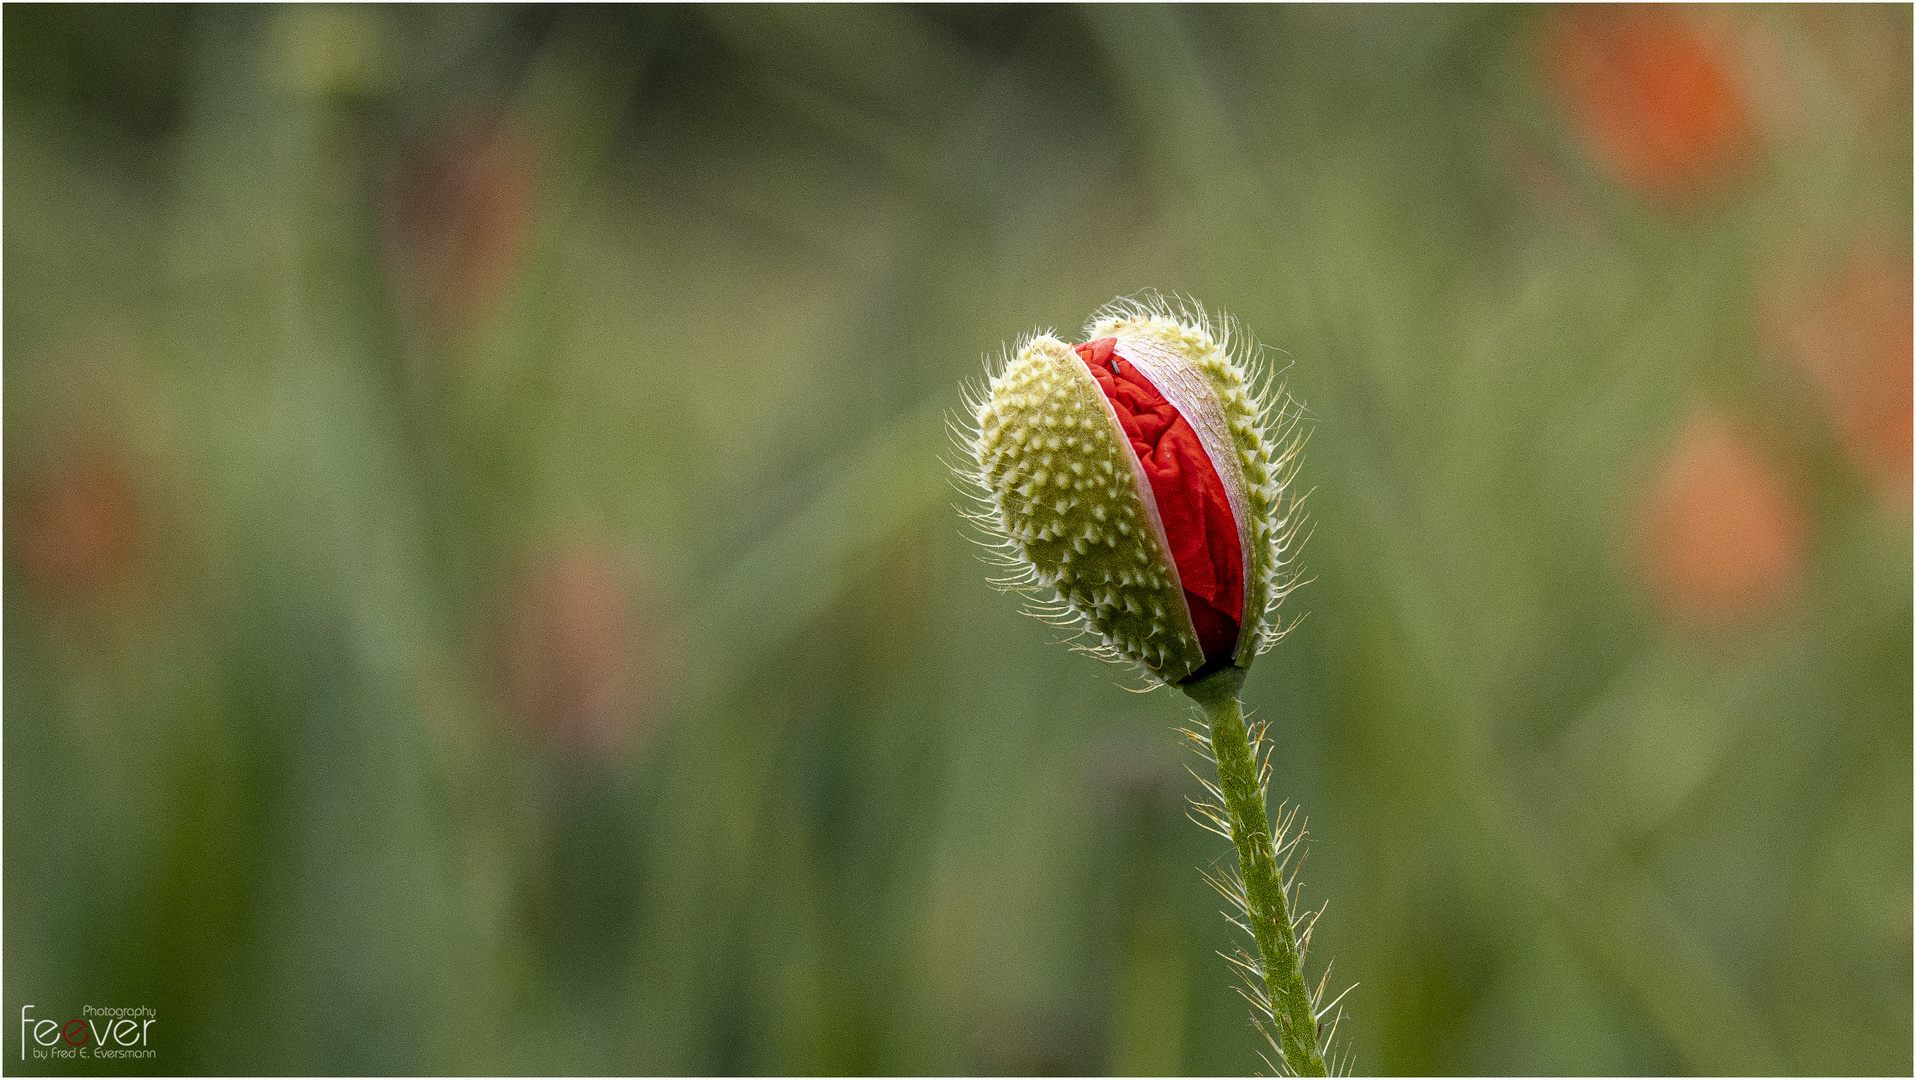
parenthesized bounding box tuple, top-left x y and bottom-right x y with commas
(1076, 337, 1244, 671)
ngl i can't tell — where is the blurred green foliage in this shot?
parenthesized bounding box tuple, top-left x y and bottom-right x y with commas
(5, 5, 1909, 1075)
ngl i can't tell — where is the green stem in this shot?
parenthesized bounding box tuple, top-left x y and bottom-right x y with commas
(1184, 667, 1327, 1076)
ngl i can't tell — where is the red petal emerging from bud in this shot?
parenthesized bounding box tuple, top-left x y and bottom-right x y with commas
(1076, 338, 1245, 671)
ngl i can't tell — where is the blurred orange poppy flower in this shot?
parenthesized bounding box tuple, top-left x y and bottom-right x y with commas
(14, 440, 146, 606)
(1777, 246, 1913, 509)
(492, 543, 670, 762)
(1631, 410, 1805, 626)
(1541, 5, 1753, 206)
(386, 118, 538, 338)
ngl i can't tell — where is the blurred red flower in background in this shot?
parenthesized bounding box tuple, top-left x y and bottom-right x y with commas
(1541, 5, 1753, 206)
(1775, 245, 1913, 510)
(491, 543, 669, 762)
(1631, 410, 1805, 627)
(13, 439, 146, 606)
(385, 117, 537, 338)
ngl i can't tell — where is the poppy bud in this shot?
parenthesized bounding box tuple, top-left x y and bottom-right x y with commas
(964, 297, 1304, 686)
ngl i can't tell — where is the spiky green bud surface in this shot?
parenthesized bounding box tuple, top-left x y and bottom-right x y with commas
(962, 296, 1305, 686)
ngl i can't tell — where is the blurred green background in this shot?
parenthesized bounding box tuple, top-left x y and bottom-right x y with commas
(5, 4, 1910, 1075)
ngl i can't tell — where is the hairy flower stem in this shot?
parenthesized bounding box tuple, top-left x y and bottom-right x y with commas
(1184, 667, 1328, 1077)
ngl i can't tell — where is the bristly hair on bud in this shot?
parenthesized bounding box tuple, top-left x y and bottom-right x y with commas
(953, 292, 1311, 689)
